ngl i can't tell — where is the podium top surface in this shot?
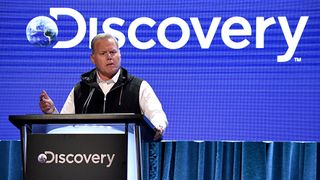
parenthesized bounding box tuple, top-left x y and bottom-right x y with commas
(9, 113, 145, 129)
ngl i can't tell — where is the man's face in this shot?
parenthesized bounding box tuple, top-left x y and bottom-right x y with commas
(90, 38, 121, 80)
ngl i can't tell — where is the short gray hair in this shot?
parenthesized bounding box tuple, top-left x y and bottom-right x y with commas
(90, 33, 119, 54)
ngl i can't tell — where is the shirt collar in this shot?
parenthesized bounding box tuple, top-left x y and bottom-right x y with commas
(96, 69, 121, 84)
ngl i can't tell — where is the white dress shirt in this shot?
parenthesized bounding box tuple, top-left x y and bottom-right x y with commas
(60, 69, 168, 130)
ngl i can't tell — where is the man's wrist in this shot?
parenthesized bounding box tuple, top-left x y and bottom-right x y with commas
(52, 107, 59, 114)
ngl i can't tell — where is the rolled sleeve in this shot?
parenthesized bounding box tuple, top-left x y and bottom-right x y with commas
(60, 88, 75, 114)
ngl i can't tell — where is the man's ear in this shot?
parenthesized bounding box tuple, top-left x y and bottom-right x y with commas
(90, 54, 95, 64)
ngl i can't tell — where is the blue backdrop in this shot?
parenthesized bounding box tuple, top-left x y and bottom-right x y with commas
(0, 0, 319, 141)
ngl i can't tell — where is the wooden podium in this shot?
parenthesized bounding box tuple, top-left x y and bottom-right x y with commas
(9, 113, 156, 180)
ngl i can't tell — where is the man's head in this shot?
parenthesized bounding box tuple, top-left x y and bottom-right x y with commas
(90, 33, 121, 80)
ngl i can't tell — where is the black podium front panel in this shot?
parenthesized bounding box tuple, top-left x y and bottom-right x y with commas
(26, 134, 127, 180)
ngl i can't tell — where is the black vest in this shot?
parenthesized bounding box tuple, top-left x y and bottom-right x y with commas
(74, 68, 142, 114)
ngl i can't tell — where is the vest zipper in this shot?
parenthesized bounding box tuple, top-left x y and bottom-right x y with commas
(118, 86, 123, 106)
(102, 81, 125, 112)
(103, 95, 106, 113)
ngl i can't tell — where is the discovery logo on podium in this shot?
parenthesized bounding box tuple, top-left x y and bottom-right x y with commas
(36, 151, 116, 168)
(26, 134, 127, 180)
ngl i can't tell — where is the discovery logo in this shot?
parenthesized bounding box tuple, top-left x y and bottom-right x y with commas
(26, 8, 309, 62)
(37, 151, 115, 168)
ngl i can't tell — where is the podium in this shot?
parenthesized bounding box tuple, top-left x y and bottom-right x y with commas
(9, 113, 156, 180)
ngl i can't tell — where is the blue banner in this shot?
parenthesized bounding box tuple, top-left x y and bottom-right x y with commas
(1, 0, 319, 141)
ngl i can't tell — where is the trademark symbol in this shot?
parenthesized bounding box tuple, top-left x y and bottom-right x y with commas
(294, 57, 302, 62)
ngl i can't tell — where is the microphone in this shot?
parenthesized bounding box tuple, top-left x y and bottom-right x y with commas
(81, 88, 95, 114)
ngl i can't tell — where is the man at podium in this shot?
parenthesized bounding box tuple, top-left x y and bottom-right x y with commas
(38, 33, 168, 180)
(39, 33, 168, 140)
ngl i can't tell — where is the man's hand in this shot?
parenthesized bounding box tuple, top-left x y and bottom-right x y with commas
(39, 90, 56, 114)
(154, 126, 164, 141)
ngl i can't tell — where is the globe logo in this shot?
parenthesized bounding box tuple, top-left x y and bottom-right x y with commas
(37, 153, 47, 163)
(26, 16, 58, 47)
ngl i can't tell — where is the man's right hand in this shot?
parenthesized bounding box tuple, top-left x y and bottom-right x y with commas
(39, 90, 56, 114)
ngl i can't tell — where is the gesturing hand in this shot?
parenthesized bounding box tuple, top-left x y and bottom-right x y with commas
(39, 90, 56, 114)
